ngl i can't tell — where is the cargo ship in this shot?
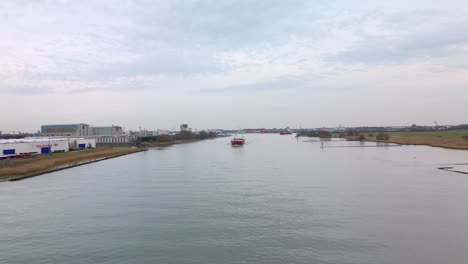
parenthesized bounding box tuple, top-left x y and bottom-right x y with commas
(231, 137, 245, 146)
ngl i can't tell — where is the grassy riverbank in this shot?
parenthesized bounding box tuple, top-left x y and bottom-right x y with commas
(345, 130, 468, 150)
(0, 147, 143, 181)
(384, 130, 468, 138)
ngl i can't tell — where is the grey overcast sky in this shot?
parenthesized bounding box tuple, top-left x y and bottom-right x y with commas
(1, 0, 468, 132)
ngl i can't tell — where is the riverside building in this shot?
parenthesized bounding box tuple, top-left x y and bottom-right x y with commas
(40, 123, 130, 144)
(92, 125, 129, 144)
(92, 126, 124, 136)
(41, 124, 91, 137)
(0, 137, 96, 159)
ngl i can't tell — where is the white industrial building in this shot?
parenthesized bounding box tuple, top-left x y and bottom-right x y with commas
(129, 129, 169, 138)
(156, 129, 170, 135)
(95, 136, 130, 144)
(72, 138, 96, 149)
(92, 125, 129, 144)
(0, 137, 96, 159)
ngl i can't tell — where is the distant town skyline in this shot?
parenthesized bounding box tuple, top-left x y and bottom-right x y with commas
(2, 1, 468, 131)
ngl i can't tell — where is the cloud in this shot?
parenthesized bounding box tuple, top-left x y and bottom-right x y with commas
(0, 86, 49, 95)
(1, 0, 468, 130)
(334, 23, 468, 65)
(194, 76, 310, 94)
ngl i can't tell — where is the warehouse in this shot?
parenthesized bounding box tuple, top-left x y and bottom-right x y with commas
(0, 137, 96, 159)
(41, 124, 91, 137)
(92, 126, 124, 136)
(73, 138, 97, 149)
(1, 138, 69, 159)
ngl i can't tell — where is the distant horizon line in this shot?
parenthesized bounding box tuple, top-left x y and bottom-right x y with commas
(2, 122, 467, 135)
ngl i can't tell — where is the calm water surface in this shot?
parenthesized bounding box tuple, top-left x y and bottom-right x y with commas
(1, 134, 468, 264)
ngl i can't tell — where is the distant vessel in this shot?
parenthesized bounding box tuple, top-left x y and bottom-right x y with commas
(231, 137, 245, 146)
(280, 126, 292, 135)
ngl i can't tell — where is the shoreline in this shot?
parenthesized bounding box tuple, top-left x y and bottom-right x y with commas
(343, 136, 468, 150)
(138, 135, 230, 148)
(1, 148, 145, 182)
(138, 139, 201, 147)
(0, 137, 215, 182)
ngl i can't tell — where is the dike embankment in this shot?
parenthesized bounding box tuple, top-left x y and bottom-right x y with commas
(0, 147, 145, 182)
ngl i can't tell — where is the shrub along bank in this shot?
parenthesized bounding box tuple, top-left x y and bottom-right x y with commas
(138, 131, 219, 146)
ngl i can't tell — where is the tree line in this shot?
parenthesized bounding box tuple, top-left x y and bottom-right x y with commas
(138, 131, 218, 143)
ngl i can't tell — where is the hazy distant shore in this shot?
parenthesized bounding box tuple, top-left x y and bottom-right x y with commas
(0, 148, 144, 182)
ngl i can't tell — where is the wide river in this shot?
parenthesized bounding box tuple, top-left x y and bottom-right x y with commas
(1, 134, 468, 264)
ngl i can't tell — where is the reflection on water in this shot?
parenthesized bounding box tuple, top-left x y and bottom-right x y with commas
(1, 134, 468, 264)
